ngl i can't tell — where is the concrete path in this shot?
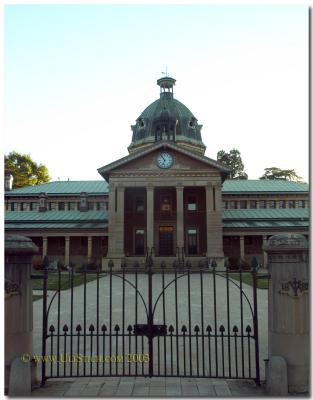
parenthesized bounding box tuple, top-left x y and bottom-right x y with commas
(31, 377, 265, 397)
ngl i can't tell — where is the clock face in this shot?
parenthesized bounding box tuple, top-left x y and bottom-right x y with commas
(157, 152, 173, 169)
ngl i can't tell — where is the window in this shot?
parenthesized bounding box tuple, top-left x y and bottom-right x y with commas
(58, 202, 65, 210)
(187, 229, 198, 255)
(187, 196, 197, 211)
(68, 202, 76, 210)
(298, 200, 306, 208)
(268, 200, 276, 209)
(88, 202, 94, 210)
(21, 202, 29, 211)
(81, 237, 88, 247)
(250, 200, 257, 209)
(259, 200, 266, 209)
(30, 202, 39, 211)
(223, 201, 228, 210)
(288, 200, 295, 208)
(135, 229, 145, 255)
(135, 197, 145, 213)
(238, 200, 247, 209)
(229, 201, 237, 209)
(96, 202, 106, 210)
(49, 202, 56, 210)
(161, 196, 172, 212)
(278, 200, 286, 209)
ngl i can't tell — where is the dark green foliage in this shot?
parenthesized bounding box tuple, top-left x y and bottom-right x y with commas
(5, 151, 51, 189)
(259, 167, 303, 182)
(217, 149, 248, 179)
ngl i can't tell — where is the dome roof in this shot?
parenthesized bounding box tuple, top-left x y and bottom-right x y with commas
(128, 77, 206, 155)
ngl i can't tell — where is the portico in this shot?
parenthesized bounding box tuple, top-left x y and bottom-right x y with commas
(99, 141, 228, 268)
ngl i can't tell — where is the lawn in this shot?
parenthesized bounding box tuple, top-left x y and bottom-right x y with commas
(228, 272, 269, 289)
(32, 272, 98, 291)
(33, 295, 43, 302)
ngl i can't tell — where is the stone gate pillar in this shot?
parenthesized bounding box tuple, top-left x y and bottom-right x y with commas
(5, 235, 38, 395)
(264, 233, 309, 394)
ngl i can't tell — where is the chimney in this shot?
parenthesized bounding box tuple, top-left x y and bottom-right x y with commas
(39, 192, 47, 212)
(79, 192, 88, 212)
(5, 173, 13, 191)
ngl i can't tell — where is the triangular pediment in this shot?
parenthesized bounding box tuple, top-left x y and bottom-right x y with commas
(98, 142, 230, 181)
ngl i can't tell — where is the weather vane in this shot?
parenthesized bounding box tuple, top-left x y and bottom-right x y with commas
(161, 66, 169, 77)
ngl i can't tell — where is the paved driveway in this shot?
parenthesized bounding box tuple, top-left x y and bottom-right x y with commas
(32, 271, 268, 382)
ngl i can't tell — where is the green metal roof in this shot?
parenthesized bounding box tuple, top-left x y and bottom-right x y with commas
(5, 210, 108, 230)
(223, 220, 308, 229)
(6, 179, 308, 197)
(223, 209, 308, 220)
(222, 180, 309, 193)
(5, 222, 108, 230)
(5, 210, 108, 222)
(5, 181, 108, 196)
(223, 208, 309, 229)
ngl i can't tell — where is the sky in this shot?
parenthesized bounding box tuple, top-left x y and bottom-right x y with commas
(4, 4, 309, 182)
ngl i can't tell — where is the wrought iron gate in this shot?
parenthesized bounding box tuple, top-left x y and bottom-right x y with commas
(39, 258, 261, 384)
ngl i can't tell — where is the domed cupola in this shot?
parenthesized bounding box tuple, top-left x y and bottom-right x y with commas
(128, 76, 206, 155)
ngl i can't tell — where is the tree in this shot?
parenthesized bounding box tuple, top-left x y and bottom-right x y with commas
(217, 148, 248, 179)
(5, 151, 51, 189)
(259, 167, 303, 182)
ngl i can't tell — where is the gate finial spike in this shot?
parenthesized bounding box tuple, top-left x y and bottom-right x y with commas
(211, 259, 217, 269)
(101, 324, 107, 332)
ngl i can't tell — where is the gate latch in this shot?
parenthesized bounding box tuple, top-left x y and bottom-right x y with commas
(133, 324, 167, 337)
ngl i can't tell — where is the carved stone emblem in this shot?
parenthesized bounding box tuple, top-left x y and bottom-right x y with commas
(280, 277, 308, 298)
(5, 279, 20, 295)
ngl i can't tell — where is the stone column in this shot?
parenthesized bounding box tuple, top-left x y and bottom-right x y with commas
(239, 236, 245, 260)
(264, 234, 309, 394)
(107, 183, 125, 263)
(65, 237, 70, 266)
(42, 237, 48, 259)
(176, 184, 184, 250)
(146, 185, 154, 252)
(205, 183, 224, 261)
(5, 235, 38, 394)
(262, 235, 268, 268)
(87, 236, 92, 264)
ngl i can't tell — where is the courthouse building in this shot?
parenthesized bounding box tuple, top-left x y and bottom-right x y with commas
(4, 77, 309, 269)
